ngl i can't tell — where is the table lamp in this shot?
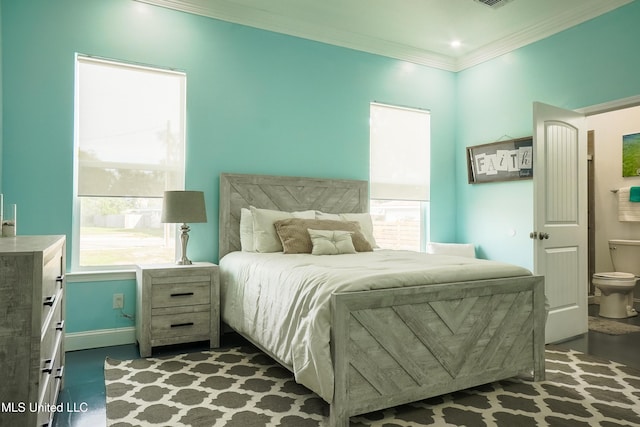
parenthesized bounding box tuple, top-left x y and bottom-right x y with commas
(161, 190, 207, 265)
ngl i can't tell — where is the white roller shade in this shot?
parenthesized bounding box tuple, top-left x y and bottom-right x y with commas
(76, 56, 186, 197)
(369, 102, 430, 201)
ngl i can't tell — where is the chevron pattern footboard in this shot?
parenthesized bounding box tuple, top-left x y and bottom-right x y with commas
(330, 276, 546, 427)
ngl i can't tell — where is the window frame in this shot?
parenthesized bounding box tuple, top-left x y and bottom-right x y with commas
(72, 54, 187, 272)
(369, 102, 430, 250)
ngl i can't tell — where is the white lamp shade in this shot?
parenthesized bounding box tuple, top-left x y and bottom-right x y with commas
(161, 191, 207, 223)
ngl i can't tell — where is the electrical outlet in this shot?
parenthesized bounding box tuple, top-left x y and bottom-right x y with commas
(113, 293, 124, 309)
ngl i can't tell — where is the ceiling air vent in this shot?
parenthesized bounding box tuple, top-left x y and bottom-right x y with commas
(473, 0, 512, 8)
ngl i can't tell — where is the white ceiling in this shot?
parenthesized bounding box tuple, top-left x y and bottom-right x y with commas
(135, 0, 633, 71)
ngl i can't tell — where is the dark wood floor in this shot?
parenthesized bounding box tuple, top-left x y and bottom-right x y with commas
(554, 302, 640, 370)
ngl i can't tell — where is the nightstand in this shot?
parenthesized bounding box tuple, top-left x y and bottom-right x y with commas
(135, 262, 220, 357)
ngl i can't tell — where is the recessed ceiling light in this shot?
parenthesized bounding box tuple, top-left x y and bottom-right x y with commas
(451, 40, 462, 48)
(473, 0, 512, 8)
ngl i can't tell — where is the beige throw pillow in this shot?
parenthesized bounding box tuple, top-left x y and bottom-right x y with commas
(274, 218, 373, 254)
(308, 229, 356, 255)
(250, 206, 315, 253)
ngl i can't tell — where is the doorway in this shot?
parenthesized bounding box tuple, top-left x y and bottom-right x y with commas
(584, 104, 640, 303)
(588, 130, 595, 297)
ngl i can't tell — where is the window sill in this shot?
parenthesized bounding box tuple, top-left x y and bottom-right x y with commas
(66, 269, 136, 283)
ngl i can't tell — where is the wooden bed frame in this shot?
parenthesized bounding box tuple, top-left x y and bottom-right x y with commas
(218, 173, 546, 427)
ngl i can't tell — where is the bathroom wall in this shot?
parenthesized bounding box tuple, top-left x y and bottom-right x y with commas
(588, 105, 640, 299)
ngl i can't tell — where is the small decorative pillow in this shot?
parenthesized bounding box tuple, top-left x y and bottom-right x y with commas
(315, 211, 378, 248)
(308, 229, 356, 255)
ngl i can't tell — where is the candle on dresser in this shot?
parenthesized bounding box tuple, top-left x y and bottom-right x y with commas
(2, 203, 16, 237)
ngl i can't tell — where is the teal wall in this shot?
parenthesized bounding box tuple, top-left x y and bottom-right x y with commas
(66, 280, 136, 331)
(4, 0, 640, 337)
(0, 0, 456, 334)
(456, 1, 640, 270)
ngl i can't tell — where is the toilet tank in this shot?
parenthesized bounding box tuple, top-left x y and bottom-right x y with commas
(609, 239, 640, 276)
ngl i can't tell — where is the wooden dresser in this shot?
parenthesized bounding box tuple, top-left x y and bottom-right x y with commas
(0, 235, 66, 427)
(136, 262, 219, 357)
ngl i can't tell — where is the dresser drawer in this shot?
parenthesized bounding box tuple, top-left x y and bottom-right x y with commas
(151, 282, 210, 308)
(42, 251, 64, 329)
(42, 245, 64, 311)
(40, 298, 64, 402)
(41, 291, 64, 369)
(150, 310, 210, 339)
(37, 347, 63, 427)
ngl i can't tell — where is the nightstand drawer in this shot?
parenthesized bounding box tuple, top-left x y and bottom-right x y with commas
(151, 311, 210, 338)
(151, 282, 210, 308)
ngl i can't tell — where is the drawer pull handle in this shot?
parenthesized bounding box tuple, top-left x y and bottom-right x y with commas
(55, 365, 65, 380)
(43, 295, 56, 307)
(56, 320, 65, 331)
(42, 358, 54, 374)
(170, 322, 194, 328)
(170, 292, 194, 297)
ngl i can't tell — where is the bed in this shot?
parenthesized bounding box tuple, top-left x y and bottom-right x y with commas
(218, 173, 546, 426)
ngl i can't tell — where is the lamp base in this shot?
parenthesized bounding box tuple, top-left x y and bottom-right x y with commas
(176, 223, 192, 265)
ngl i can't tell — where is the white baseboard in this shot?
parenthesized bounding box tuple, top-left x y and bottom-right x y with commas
(65, 327, 136, 351)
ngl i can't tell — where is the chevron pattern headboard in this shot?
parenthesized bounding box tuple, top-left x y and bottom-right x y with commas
(218, 173, 369, 258)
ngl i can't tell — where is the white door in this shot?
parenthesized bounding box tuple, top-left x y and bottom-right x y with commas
(532, 102, 588, 344)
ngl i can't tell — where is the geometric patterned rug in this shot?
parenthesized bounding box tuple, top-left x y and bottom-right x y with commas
(105, 345, 640, 427)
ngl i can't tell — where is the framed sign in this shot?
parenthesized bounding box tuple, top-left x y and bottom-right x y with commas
(467, 136, 533, 184)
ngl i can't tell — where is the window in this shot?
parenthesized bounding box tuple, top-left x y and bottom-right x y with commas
(73, 55, 186, 269)
(369, 102, 430, 251)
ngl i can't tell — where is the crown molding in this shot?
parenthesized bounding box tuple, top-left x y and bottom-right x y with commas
(135, 0, 632, 73)
(577, 94, 640, 116)
(456, 0, 633, 71)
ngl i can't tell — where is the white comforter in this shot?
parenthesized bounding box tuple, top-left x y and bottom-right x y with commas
(219, 249, 531, 402)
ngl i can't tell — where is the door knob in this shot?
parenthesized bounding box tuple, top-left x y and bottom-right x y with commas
(529, 231, 550, 240)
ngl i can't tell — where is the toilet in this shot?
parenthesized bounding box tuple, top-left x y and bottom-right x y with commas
(592, 239, 639, 319)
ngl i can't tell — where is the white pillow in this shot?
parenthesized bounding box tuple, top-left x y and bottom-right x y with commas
(308, 229, 356, 255)
(315, 211, 378, 248)
(239, 208, 254, 251)
(251, 206, 315, 252)
(426, 242, 476, 258)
